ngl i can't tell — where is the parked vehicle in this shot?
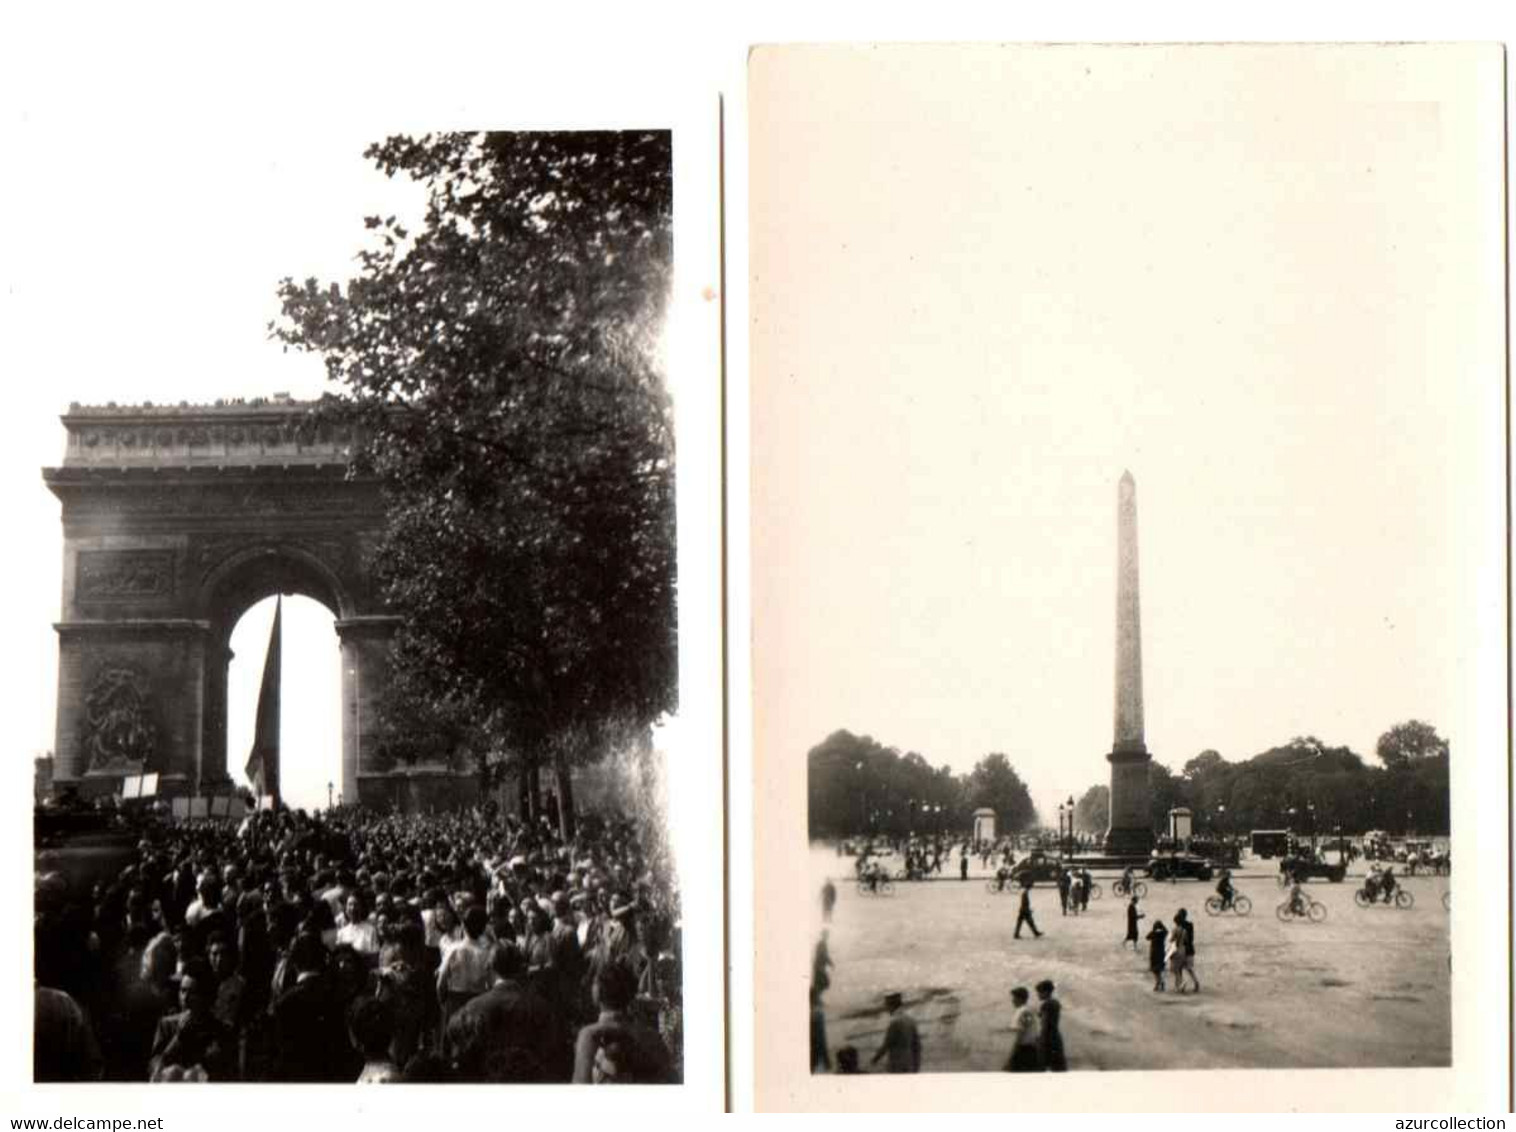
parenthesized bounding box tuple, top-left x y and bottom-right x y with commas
(1148, 853, 1214, 882)
(1276, 855, 1347, 884)
(1250, 829, 1290, 860)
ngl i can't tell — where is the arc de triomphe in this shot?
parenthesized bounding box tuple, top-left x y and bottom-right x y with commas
(42, 398, 474, 811)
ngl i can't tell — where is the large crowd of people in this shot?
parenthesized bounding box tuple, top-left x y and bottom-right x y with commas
(34, 803, 683, 1084)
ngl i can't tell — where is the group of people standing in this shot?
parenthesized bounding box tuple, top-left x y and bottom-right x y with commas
(35, 805, 683, 1084)
(1128, 901, 1200, 993)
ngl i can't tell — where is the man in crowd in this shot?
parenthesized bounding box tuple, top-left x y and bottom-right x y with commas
(870, 991, 921, 1073)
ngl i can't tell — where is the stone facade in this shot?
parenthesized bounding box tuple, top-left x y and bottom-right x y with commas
(44, 400, 476, 811)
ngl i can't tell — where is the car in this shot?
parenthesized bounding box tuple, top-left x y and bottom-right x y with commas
(1147, 853, 1214, 882)
(1008, 852, 1066, 885)
(1278, 855, 1347, 883)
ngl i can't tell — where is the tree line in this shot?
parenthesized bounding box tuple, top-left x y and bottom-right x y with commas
(1071, 720, 1450, 839)
(807, 730, 1038, 839)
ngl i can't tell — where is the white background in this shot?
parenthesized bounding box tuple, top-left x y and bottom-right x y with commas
(0, 0, 1511, 1120)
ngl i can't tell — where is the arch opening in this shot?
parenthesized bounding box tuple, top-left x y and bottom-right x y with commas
(226, 594, 342, 813)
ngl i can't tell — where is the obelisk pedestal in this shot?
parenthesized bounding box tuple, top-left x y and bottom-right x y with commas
(1104, 470, 1155, 857)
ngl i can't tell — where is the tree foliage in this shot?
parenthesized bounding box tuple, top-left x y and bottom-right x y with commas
(1375, 720, 1449, 770)
(1073, 725, 1450, 839)
(805, 732, 1039, 839)
(273, 131, 676, 834)
(1072, 784, 1109, 834)
(965, 753, 1039, 834)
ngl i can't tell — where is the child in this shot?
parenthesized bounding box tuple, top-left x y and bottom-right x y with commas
(1124, 896, 1144, 950)
(1146, 918, 1168, 991)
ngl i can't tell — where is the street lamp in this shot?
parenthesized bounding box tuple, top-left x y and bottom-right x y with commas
(327, 781, 334, 811)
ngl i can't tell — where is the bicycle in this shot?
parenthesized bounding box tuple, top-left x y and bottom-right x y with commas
(1276, 897, 1327, 923)
(984, 877, 1017, 895)
(857, 876, 896, 897)
(1204, 893, 1252, 917)
(1112, 878, 1148, 899)
(1354, 885, 1413, 910)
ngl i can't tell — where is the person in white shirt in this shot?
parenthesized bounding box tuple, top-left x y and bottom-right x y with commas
(436, 906, 493, 1049)
(336, 893, 381, 956)
(183, 872, 222, 927)
(1003, 986, 1040, 1072)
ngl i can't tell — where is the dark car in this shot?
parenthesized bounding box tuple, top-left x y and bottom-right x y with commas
(1009, 852, 1066, 885)
(1278, 855, 1347, 883)
(1148, 853, 1214, 882)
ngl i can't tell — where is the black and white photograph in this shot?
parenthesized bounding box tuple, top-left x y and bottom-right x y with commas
(4, 5, 1513, 1121)
(747, 42, 1506, 1109)
(4, 18, 722, 1109)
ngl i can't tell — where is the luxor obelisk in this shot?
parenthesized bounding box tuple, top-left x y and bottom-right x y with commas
(1104, 470, 1155, 856)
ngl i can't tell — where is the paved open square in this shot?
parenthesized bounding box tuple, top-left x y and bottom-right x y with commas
(812, 851, 1451, 1072)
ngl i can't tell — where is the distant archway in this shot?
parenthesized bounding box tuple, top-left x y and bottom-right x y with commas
(42, 399, 473, 809)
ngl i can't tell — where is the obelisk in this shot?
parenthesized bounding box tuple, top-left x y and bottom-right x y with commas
(1104, 470, 1155, 856)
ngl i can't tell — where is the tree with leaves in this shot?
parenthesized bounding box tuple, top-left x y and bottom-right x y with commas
(1375, 720, 1450, 770)
(965, 753, 1039, 834)
(1072, 784, 1109, 834)
(273, 131, 675, 837)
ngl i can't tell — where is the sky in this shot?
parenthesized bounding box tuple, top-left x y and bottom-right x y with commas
(749, 44, 1506, 823)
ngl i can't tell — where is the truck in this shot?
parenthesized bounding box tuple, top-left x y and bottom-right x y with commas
(1250, 829, 1291, 860)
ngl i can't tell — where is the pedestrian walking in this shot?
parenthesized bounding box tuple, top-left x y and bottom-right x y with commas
(1124, 896, 1144, 950)
(960, 852, 968, 881)
(1057, 868, 1071, 917)
(870, 992, 921, 1073)
(1146, 919, 1168, 991)
(812, 930, 833, 994)
(1080, 869, 1093, 912)
(1174, 909, 1200, 993)
(1002, 987, 1040, 1072)
(1165, 924, 1185, 992)
(809, 985, 830, 1072)
(821, 879, 836, 924)
(1014, 881, 1043, 939)
(1035, 979, 1066, 1072)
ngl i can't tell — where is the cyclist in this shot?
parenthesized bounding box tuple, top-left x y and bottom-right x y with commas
(1379, 864, 1398, 905)
(1215, 867, 1235, 911)
(1287, 879, 1308, 917)
(994, 861, 1015, 892)
(1118, 865, 1137, 896)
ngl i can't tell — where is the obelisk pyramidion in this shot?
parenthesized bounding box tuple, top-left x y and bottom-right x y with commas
(1104, 470, 1156, 856)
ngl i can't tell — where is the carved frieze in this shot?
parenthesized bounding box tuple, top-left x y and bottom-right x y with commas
(77, 550, 175, 600)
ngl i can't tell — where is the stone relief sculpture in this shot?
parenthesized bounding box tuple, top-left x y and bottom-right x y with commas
(81, 665, 158, 772)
